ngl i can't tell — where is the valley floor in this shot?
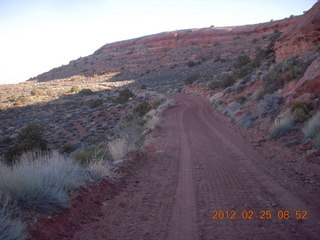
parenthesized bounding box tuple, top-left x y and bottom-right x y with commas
(48, 95, 320, 240)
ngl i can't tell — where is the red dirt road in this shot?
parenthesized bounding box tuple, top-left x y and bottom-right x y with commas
(71, 95, 320, 240)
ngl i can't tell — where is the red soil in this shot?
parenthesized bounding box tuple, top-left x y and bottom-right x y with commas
(29, 95, 320, 240)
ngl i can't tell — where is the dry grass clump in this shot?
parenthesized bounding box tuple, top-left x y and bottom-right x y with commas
(267, 115, 295, 139)
(0, 197, 26, 240)
(302, 111, 320, 139)
(0, 151, 89, 214)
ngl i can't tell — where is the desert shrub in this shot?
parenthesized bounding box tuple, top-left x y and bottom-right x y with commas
(258, 93, 283, 118)
(70, 86, 80, 93)
(0, 203, 26, 240)
(108, 138, 136, 162)
(234, 96, 247, 104)
(210, 97, 223, 110)
(262, 55, 309, 93)
(238, 113, 255, 129)
(114, 89, 135, 104)
(0, 151, 89, 214)
(302, 111, 320, 139)
(30, 89, 44, 96)
(219, 73, 236, 88)
(184, 72, 200, 85)
(233, 55, 251, 69)
(290, 101, 312, 122)
(71, 148, 112, 165)
(144, 98, 174, 130)
(214, 41, 220, 46)
(140, 84, 147, 90)
(89, 99, 103, 108)
(186, 61, 198, 67)
(267, 29, 282, 50)
(5, 123, 48, 163)
(79, 89, 94, 96)
(267, 115, 295, 139)
(133, 101, 151, 116)
(252, 89, 266, 101)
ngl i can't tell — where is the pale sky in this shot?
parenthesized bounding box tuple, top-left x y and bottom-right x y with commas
(0, 0, 317, 84)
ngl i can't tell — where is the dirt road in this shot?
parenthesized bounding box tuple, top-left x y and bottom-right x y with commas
(71, 95, 320, 240)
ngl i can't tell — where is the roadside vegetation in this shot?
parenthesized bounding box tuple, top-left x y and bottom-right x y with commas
(0, 90, 174, 239)
(207, 30, 320, 150)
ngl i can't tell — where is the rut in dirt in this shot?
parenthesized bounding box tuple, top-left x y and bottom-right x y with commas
(70, 95, 320, 240)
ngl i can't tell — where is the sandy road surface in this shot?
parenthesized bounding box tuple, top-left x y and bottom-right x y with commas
(71, 95, 320, 240)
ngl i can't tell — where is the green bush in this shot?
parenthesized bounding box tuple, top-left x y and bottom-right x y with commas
(233, 55, 251, 69)
(140, 84, 147, 90)
(4, 123, 48, 163)
(133, 101, 151, 116)
(220, 73, 236, 88)
(71, 148, 112, 165)
(290, 101, 312, 122)
(79, 89, 94, 96)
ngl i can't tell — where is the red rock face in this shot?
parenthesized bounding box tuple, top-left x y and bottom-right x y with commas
(33, 3, 319, 82)
(274, 2, 320, 62)
(34, 19, 295, 82)
(295, 56, 320, 94)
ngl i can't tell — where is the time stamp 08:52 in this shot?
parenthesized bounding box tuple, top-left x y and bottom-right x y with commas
(211, 210, 308, 220)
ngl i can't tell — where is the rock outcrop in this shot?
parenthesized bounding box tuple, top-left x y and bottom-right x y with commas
(274, 2, 320, 62)
(295, 56, 320, 94)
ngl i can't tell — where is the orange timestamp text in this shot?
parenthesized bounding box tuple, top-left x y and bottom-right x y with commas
(211, 210, 308, 220)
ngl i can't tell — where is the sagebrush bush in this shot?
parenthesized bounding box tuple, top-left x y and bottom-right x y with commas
(258, 93, 283, 118)
(267, 115, 295, 139)
(238, 113, 255, 129)
(0, 151, 89, 213)
(302, 111, 320, 139)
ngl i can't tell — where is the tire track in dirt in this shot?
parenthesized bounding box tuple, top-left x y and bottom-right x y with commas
(167, 98, 198, 240)
(69, 94, 319, 240)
